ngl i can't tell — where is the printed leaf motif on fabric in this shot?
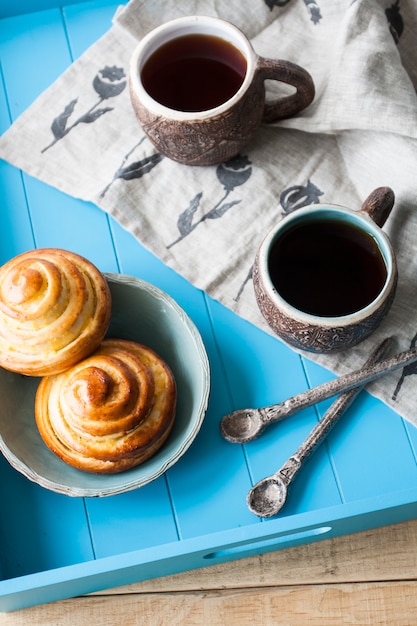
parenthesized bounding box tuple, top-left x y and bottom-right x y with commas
(176, 193, 203, 238)
(264, 0, 322, 24)
(234, 265, 253, 303)
(51, 99, 77, 140)
(264, 0, 291, 9)
(386, 0, 404, 43)
(303, 0, 322, 24)
(76, 107, 113, 124)
(203, 200, 241, 221)
(116, 154, 164, 181)
(167, 155, 252, 249)
(100, 138, 164, 198)
(392, 331, 417, 400)
(42, 66, 126, 153)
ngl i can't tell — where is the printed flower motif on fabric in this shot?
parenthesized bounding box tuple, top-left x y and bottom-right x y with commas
(280, 179, 323, 215)
(167, 155, 252, 249)
(386, 0, 404, 43)
(264, 0, 322, 24)
(100, 137, 164, 198)
(234, 179, 324, 303)
(392, 331, 417, 400)
(42, 66, 126, 153)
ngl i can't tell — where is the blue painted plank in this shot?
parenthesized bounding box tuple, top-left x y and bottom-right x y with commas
(86, 477, 179, 559)
(0, 0, 88, 19)
(0, 21, 36, 262)
(63, 0, 124, 60)
(165, 309, 258, 537)
(22, 176, 119, 270)
(0, 161, 35, 263)
(405, 420, 417, 461)
(208, 299, 306, 411)
(0, 455, 94, 579)
(0, 63, 11, 134)
(0, 10, 72, 116)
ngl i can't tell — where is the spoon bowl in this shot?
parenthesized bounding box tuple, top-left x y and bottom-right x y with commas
(247, 475, 287, 517)
(219, 409, 264, 443)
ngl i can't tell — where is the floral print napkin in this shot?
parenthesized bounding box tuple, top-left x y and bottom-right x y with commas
(1, 0, 417, 427)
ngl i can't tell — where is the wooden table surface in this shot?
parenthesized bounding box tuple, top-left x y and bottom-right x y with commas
(0, 518, 415, 625)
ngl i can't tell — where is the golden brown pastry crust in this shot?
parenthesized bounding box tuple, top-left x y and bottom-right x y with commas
(0, 248, 111, 376)
(35, 339, 177, 474)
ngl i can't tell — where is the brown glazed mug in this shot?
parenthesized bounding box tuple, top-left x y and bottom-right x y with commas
(129, 15, 315, 166)
(253, 187, 398, 354)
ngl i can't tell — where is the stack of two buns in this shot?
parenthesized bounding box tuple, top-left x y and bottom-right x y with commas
(0, 249, 176, 474)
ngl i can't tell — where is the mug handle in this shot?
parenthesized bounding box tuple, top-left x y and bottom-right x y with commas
(360, 187, 395, 227)
(256, 57, 315, 123)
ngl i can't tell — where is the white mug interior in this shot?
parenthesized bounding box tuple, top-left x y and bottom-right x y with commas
(129, 15, 256, 120)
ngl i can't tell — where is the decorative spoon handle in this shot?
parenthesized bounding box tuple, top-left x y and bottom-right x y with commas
(277, 337, 393, 486)
(221, 337, 414, 443)
(260, 343, 417, 427)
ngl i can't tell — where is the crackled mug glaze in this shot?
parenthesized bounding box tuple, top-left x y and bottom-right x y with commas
(253, 187, 398, 354)
(129, 15, 315, 166)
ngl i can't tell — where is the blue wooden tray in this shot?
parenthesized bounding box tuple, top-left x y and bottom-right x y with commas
(1, 0, 417, 612)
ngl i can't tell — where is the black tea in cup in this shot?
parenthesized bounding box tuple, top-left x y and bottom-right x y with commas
(141, 34, 247, 112)
(268, 219, 388, 317)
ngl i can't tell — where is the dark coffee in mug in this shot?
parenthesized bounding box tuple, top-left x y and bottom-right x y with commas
(268, 219, 387, 317)
(141, 34, 247, 112)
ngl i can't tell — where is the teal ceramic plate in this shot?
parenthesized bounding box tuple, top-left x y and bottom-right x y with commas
(0, 274, 210, 497)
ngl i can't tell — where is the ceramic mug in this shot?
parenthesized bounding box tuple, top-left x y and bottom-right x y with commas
(253, 187, 398, 354)
(129, 15, 315, 166)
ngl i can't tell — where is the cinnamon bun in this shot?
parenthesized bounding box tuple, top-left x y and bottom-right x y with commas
(0, 248, 111, 376)
(35, 339, 177, 474)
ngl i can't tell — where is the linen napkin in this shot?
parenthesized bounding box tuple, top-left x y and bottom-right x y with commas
(1, 0, 417, 427)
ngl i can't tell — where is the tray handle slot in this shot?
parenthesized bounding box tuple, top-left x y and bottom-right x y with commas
(203, 525, 332, 560)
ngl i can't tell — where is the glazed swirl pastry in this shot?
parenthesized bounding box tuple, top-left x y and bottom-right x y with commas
(0, 248, 111, 376)
(35, 339, 177, 474)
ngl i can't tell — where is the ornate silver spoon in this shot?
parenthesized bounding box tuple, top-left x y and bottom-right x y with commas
(220, 339, 417, 444)
(247, 337, 392, 518)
